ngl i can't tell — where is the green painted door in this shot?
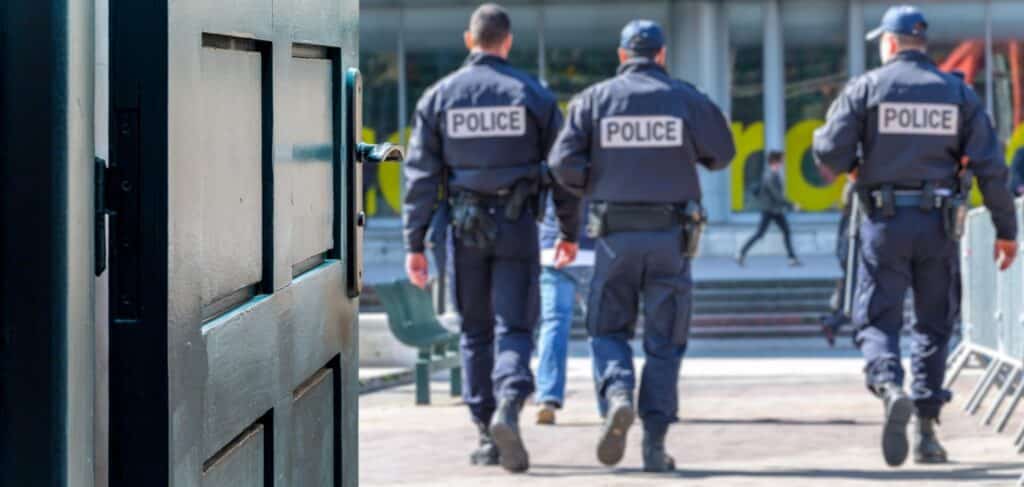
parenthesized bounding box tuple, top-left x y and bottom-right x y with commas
(107, 1, 363, 485)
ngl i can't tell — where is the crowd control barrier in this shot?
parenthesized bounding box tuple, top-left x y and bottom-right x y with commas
(945, 198, 1024, 484)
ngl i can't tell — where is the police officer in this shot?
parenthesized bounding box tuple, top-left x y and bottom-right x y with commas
(813, 5, 1019, 467)
(402, 3, 579, 474)
(548, 20, 735, 472)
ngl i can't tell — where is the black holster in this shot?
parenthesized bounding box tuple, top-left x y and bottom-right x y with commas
(679, 201, 707, 258)
(869, 184, 897, 217)
(944, 169, 973, 241)
(450, 192, 498, 250)
(535, 165, 552, 223)
(943, 195, 969, 241)
(504, 178, 539, 222)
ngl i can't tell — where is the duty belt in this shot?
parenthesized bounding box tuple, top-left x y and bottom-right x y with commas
(873, 190, 951, 209)
(587, 201, 707, 257)
(587, 202, 682, 236)
(862, 182, 952, 217)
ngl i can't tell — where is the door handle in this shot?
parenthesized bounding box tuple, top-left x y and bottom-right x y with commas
(344, 68, 405, 298)
(357, 142, 404, 164)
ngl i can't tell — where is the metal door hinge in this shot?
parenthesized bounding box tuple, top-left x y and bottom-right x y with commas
(95, 157, 111, 276)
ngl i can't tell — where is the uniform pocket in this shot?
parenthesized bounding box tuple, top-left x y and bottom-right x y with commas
(586, 237, 631, 337)
(671, 277, 693, 345)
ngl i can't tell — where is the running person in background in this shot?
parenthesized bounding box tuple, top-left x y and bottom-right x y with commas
(736, 150, 802, 267)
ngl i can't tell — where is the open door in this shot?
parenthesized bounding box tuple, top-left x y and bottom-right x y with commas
(106, 0, 376, 485)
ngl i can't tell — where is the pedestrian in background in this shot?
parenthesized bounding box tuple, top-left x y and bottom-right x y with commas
(548, 19, 735, 473)
(535, 197, 594, 425)
(402, 3, 580, 473)
(736, 150, 802, 267)
(813, 5, 1018, 466)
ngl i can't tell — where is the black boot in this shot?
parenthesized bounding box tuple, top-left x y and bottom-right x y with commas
(878, 382, 913, 467)
(642, 428, 676, 473)
(490, 398, 529, 473)
(596, 391, 635, 466)
(914, 416, 948, 464)
(470, 420, 499, 466)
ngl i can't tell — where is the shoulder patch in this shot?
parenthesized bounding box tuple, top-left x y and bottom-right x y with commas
(600, 116, 684, 148)
(446, 106, 527, 139)
(878, 102, 958, 136)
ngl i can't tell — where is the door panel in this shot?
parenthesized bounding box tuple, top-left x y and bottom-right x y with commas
(198, 45, 265, 317)
(288, 54, 335, 272)
(291, 368, 336, 487)
(108, 0, 361, 485)
(201, 424, 267, 487)
(201, 303, 278, 461)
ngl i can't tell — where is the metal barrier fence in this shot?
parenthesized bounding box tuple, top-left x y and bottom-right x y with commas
(946, 197, 1024, 485)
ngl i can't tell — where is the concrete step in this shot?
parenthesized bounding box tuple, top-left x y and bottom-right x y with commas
(695, 278, 837, 289)
(694, 287, 833, 302)
(690, 323, 832, 338)
(694, 300, 830, 314)
(691, 312, 822, 328)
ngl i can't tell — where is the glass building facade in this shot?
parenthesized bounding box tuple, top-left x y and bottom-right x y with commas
(360, 0, 1024, 227)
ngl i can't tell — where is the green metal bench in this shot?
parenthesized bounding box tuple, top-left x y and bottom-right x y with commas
(374, 279, 462, 405)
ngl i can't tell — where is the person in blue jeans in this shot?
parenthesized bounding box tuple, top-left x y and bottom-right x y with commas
(535, 197, 594, 424)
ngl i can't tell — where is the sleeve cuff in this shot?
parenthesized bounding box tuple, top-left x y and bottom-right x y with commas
(996, 230, 1018, 242)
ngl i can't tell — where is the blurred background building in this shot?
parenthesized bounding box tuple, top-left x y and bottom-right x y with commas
(359, 0, 1024, 283)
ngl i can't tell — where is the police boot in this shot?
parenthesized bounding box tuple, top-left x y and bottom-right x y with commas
(596, 391, 635, 466)
(878, 382, 914, 467)
(642, 429, 676, 473)
(914, 416, 948, 464)
(469, 420, 499, 466)
(489, 398, 529, 473)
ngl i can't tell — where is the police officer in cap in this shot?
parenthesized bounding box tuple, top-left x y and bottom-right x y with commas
(548, 19, 735, 472)
(813, 5, 1019, 466)
(403, 3, 580, 474)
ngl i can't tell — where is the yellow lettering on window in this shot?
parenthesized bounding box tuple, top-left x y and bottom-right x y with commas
(784, 120, 846, 212)
(729, 121, 765, 211)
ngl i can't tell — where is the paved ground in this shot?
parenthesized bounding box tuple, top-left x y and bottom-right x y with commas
(360, 338, 1024, 486)
(692, 255, 841, 281)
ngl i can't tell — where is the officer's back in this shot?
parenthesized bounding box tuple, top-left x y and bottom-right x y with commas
(834, 50, 974, 186)
(402, 3, 579, 475)
(812, 5, 1018, 468)
(410, 40, 558, 196)
(546, 19, 734, 474)
(556, 52, 733, 203)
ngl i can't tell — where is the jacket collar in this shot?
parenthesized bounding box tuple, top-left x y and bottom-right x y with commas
(464, 51, 508, 67)
(617, 57, 668, 76)
(890, 49, 933, 66)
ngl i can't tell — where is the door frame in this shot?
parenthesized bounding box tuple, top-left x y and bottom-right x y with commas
(0, 0, 97, 485)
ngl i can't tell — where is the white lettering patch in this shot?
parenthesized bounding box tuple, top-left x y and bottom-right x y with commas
(446, 106, 527, 139)
(878, 102, 959, 136)
(600, 116, 684, 148)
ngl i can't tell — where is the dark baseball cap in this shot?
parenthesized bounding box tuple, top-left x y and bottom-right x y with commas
(620, 19, 665, 52)
(866, 5, 928, 41)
